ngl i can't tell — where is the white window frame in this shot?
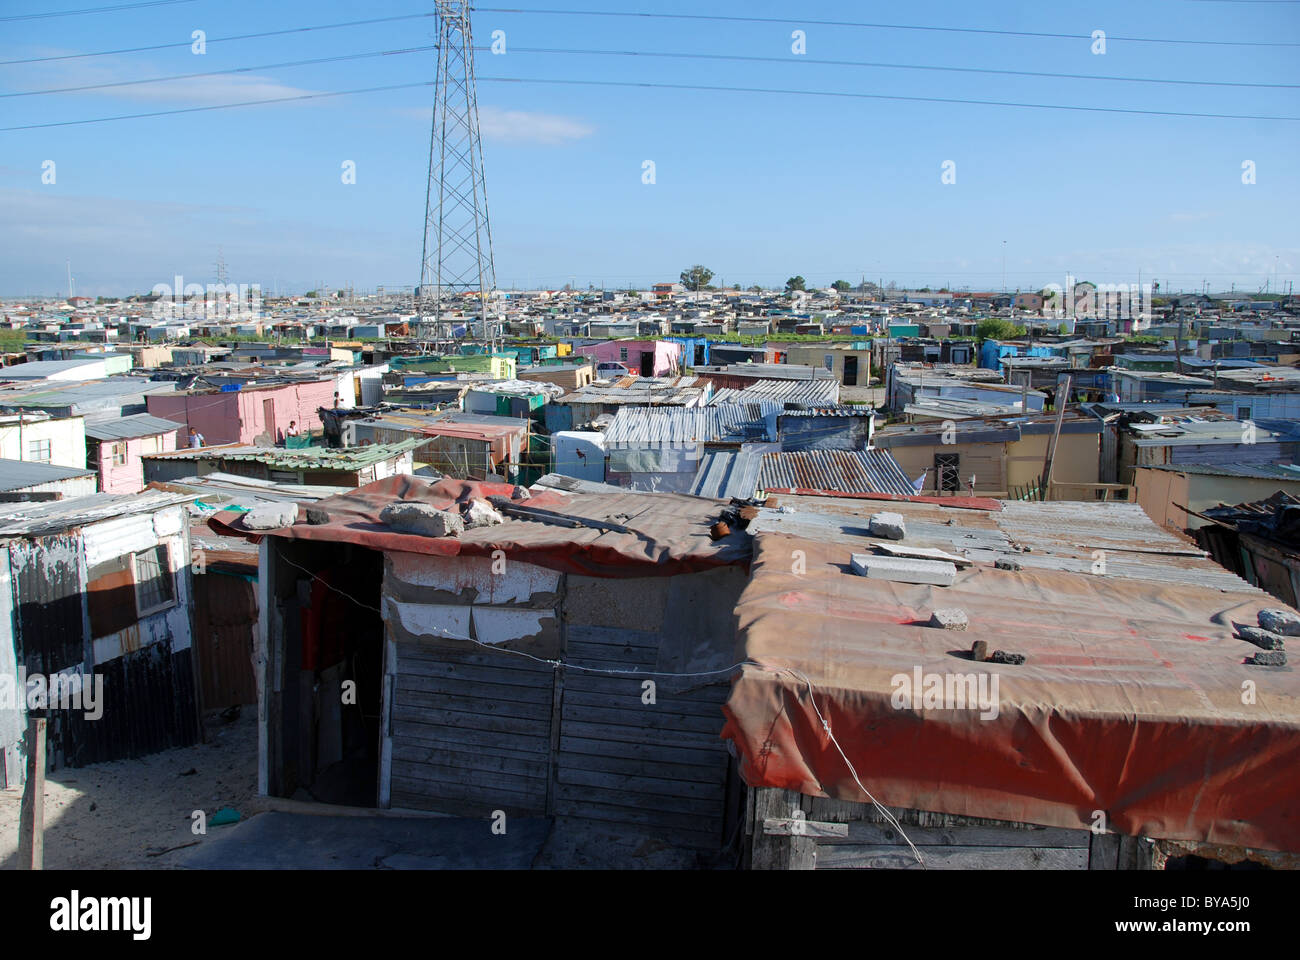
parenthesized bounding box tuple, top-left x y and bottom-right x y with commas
(132, 544, 177, 617)
(28, 438, 51, 463)
(111, 442, 127, 466)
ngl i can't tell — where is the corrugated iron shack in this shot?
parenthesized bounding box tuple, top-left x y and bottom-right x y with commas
(0, 492, 201, 785)
(211, 476, 752, 852)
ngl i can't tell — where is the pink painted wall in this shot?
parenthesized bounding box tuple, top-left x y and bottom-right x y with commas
(147, 380, 336, 445)
(573, 340, 682, 376)
(96, 429, 179, 494)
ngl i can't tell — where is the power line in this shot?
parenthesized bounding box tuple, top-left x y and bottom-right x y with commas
(477, 75, 1300, 122)
(0, 45, 438, 100)
(484, 46, 1300, 91)
(0, 81, 432, 132)
(9, 42, 1292, 102)
(4, 74, 1297, 133)
(477, 7, 1300, 48)
(0, 0, 196, 22)
(0, 12, 436, 66)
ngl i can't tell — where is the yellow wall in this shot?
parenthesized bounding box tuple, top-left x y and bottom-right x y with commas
(1136, 467, 1300, 531)
(880, 430, 1098, 495)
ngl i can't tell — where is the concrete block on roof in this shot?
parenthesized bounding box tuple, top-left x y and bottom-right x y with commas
(381, 502, 464, 538)
(928, 608, 968, 631)
(851, 554, 956, 586)
(868, 512, 906, 540)
(1237, 625, 1286, 651)
(464, 499, 504, 529)
(1258, 608, 1300, 637)
(243, 502, 298, 530)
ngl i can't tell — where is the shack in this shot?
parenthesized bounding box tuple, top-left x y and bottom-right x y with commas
(726, 494, 1300, 868)
(211, 477, 751, 852)
(0, 492, 200, 785)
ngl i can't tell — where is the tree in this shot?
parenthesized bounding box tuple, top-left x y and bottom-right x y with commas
(748, 285, 763, 294)
(975, 318, 1026, 341)
(680, 264, 714, 292)
(785, 276, 806, 293)
(832, 280, 851, 292)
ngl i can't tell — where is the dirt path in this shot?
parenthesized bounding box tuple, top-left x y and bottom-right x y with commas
(0, 710, 258, 870)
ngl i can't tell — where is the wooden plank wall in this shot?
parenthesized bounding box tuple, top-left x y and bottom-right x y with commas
(748, 788, 1097, 870)
(380, 559, 747, 852)
(555, 623, 732, 850)
(389, 642, 554, 817)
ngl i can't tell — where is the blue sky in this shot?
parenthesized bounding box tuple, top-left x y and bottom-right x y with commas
(0, 0, 1297, 297)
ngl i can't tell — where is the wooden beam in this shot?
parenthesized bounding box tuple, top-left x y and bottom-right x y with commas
(749, 788, 816, 870)
(17, 717, 46, 870)
(763, 818, 849, 839)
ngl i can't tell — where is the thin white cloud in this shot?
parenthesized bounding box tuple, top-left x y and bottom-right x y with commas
(400, 105, 595, 145)
(477, 106, 595, 145)
(1, 54, 315, 105)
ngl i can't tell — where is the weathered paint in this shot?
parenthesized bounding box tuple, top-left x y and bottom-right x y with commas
(386, 551, 561, 606)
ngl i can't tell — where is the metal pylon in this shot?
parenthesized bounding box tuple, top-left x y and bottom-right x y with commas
(419, 1, 495, 328)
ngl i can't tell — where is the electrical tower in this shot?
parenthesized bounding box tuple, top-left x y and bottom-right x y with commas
(419, 2, 496, 332)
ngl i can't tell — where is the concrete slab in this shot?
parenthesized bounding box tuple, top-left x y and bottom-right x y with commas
(172, 812, 552, 869)
(851, 554, 956, 586)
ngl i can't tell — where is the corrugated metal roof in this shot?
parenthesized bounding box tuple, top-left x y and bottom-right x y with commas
(143, 439, 422, 468)
(0, 458, 95, 492)
(1142, 463, 1300, 481)
(709, 378, 841, 406)
(0, 490, 196, 537)
(689, 444, 772, 500)
(760, 449, 914, 496)
(604, 403, 778, 446)
(85, 414, 184, 441)
(1127, 418, 1300, 447)
(0, 377, 176, 407)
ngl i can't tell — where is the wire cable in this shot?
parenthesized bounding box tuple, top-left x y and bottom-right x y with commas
(0, 12, 437, 66)
(0, 45, 438, 100)
(477, 6, 1300, 48)
(488, 45, 1300, 91)
(0, 0, 196, 22)
(9, 43, 1293, 99)
(4, 75, 1298, 132)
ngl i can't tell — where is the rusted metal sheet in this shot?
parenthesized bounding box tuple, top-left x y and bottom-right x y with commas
(192, 572, 258, 709)
(8, 536, 84, 677)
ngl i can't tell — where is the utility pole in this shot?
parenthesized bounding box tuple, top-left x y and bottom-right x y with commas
(419, 2, 496, 336)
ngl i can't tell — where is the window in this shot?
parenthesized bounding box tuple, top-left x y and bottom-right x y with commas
(935, 453, 961, 493)
(28, 439, 51, 463)
(133, 544, 176, 615)
(111, 442, 127, 466)
(619, 347, 628, 361)
(1238, 406, 1252, 421)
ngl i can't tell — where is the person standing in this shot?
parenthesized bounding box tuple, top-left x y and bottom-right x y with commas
(187, 427, 205, 449)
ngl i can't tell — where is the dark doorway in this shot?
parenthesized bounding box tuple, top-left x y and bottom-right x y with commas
(639, 351, 655, 376)
(276, 541, 385, 807)
(843, 356, 859, 386)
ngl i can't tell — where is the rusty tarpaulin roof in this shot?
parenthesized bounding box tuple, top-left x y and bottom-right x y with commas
(722, 503, 1300, 853)
(208, 474, 749, 578)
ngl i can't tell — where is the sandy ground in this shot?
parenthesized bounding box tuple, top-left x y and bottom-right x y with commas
(1, 709, 728, 869)
(0, 709, 259, 870)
